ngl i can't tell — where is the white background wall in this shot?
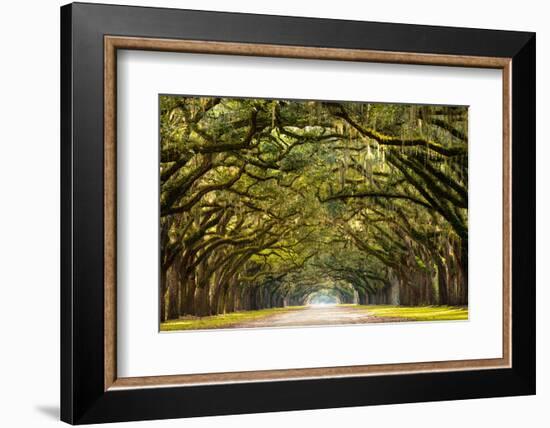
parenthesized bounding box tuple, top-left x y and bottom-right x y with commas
(0, 0, 546, 427)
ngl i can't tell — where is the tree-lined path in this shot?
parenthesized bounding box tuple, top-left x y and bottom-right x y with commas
(159, 96, 469, 331)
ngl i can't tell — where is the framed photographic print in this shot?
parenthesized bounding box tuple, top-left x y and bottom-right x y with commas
(60, 2, 536, 424)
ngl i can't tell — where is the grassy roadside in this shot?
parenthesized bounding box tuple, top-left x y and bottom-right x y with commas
(160, 304, 468, 331)
(357, 305, 468, 321)
(160, 306, 306, 331)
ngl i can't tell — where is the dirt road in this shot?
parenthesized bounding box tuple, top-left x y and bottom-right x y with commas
(233, 305, 404, 328)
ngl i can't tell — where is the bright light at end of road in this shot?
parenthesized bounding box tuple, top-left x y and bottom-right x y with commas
(308, 302, 337, 307)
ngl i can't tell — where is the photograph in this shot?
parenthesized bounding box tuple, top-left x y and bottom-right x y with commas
(159, 95, 469, 331)
(53, 1, 536, 425)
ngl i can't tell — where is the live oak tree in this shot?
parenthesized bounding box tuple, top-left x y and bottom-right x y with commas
(160, 95, 468, 321)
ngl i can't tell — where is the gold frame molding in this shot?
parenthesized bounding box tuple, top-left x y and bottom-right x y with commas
(104, 35, 512, 391)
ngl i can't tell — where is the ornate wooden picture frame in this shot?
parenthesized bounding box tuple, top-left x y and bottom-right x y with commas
(61, 2, 535, 424)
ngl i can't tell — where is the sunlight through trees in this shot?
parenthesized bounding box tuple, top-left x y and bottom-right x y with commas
(160, 96, 468, 322)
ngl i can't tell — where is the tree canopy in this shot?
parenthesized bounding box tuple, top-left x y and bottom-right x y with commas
(159, 95, 468, 321)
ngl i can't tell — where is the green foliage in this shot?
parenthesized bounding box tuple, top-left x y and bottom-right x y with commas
(159, 95, 469, 321)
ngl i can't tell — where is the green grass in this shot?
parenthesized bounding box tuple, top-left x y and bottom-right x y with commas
(160, 306, 306, 331)
(161, 304, 468, 331)
(358, 305, 468, 321)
